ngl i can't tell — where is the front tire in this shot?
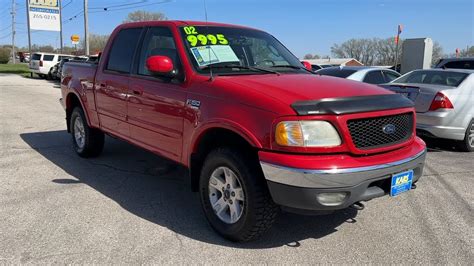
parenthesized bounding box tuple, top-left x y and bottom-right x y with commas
(199, 148, 278, 242)
(458, 119, 474, 152)
(70, 107, 105, 157)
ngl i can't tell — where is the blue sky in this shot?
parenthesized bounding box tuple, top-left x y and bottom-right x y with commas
(0, 0, 472, 57)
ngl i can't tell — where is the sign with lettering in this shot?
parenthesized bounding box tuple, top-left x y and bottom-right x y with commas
(28, 0, 61, 32)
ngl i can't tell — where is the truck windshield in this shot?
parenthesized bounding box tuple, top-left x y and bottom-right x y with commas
(179, 26, 305, 75)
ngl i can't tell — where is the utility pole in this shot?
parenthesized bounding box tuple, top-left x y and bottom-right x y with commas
(26, 0, 32, 77)
(59, 0, 63, 53)
(394, 24, 403, 72)
(84, 0, 89, 55)
(11, 0, 16, 64)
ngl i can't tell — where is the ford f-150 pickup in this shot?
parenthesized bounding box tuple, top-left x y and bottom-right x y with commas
(60, 21, 426, 242)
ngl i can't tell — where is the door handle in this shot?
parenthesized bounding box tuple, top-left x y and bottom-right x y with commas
(132, 90, 143, 96)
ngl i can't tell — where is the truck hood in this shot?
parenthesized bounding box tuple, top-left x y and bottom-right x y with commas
(214, 73, 393, 114)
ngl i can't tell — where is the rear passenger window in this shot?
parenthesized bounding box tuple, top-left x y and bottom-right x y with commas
(383, 71, 400, 82)
(444, 61, 474, 70)
(32, 54, 41, 60)
(106, 28, 143, 73)
(364, 71, 385, 84)
(43, 55, 54, 61)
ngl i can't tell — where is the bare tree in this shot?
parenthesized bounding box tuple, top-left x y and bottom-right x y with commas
(461, 46, 474, 57)
(303, 53, 321, 59)
(431, 41, 444, 65)
(123, 10, 167, 22)
(80, 34, 109, 55)
(331, 38, 377, 65)
(31, 44, 55, 53)
(331, 38, 445, 66)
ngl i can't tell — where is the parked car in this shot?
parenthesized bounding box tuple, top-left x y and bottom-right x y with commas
(316, 66, 401, 84)
(61, 20, 426, 241)
(382, 69, 474, 151)
(301, 62, 333, 71)
(17, 52, 30, 63)
(435, 58, 474, 70)
(29, 53, 72, 79)
(56, 57, 88, 80)
(49, 62, 61, 80)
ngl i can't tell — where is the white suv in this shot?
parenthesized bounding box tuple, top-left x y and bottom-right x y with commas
(29, 53, 72, 79)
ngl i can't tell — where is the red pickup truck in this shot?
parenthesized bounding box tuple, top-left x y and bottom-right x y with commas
(61, 21, 426, 242)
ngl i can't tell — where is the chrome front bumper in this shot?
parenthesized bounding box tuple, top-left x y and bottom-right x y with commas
(260, 149, 426, 189)
(260, 149, 426, 211)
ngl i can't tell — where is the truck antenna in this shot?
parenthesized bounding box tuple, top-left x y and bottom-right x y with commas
(203, 0, 214, 81)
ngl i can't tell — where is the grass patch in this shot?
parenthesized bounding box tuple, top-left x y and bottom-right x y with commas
(0, 63, 30, 75)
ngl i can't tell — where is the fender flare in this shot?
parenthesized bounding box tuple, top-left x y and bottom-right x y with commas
(187, 119, 263, 162)
(65, 91, 92, 129)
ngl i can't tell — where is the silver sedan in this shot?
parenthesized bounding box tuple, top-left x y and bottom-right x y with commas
(383, 69, 474, 151)
(316, 66, 401, 84)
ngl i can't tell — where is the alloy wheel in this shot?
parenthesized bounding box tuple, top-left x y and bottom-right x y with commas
(208, 166, 245, 224)
(74, 116, 86, 149)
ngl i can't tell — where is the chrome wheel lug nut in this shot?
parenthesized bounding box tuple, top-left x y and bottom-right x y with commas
(231, 192, 235, 197)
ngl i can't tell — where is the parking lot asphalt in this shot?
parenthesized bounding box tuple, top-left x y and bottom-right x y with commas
(0, 73, 472, 264)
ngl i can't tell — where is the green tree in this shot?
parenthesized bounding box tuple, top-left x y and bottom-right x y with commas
(0, 47, 11, 64)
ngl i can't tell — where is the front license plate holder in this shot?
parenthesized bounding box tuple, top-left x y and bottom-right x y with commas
(390, 170, 414, 197)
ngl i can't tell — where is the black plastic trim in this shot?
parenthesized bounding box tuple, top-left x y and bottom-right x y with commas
(291, 94, 414, 115)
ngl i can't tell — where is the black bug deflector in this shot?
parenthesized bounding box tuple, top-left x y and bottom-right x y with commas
(291, 94, 414, 115)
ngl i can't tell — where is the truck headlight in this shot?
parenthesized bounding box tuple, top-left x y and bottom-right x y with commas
(275, 121, 341, 147)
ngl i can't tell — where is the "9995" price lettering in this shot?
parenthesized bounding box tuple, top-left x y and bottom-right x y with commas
(187, 34, 228, 46)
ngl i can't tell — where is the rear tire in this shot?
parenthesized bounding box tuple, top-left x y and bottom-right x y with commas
(70, 107, 105, 157)
(199, 147, 278, 242)
(458, 119, 474, 152)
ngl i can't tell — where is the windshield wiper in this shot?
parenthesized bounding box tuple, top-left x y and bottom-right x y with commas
(202, 64, 280, 75)
(270, 65, 315, 74)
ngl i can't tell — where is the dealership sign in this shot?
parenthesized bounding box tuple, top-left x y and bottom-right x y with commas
(71, 34, 80, 45)
(28, 0, 61, 32)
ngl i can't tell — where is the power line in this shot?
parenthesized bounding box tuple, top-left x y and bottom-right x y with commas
(0, 33, 11, 39)
(89, 0, 172, 13)
(89, 0, 148, 10)
(63, 10, 84, 24)
(62, 0, 171, 24)
(0, 24, 12, 32)
(62, 0, 73, 9)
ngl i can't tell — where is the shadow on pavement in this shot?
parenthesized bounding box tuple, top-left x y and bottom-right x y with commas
(420, 136, 459, 152)
(20, 130, 358, 248)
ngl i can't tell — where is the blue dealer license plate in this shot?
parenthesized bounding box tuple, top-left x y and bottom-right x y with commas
(390, 170, 413, 197)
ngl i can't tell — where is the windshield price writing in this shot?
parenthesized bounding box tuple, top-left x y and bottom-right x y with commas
(184, 26, 229, 47)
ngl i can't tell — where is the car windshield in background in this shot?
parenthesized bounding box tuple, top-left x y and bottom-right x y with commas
(316, 68, 357, 78)
(179, 26, 304, 75)
(393, 70, 468, 87)
(32, 54, 41, 60)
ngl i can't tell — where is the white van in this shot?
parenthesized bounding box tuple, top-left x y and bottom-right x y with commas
(29, 53, 72, 79)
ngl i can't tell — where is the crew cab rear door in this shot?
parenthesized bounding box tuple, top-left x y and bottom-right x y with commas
(94, 27, 143, 138)
(127, 26, 187, 162)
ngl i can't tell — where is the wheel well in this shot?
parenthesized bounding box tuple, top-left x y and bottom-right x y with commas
(65, 93, 82, 133)
(189, 128, 258, 192)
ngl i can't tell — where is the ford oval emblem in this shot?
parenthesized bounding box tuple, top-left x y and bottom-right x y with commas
(383, 124, 396, 134)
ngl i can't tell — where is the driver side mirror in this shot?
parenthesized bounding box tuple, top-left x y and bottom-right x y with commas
(146, 55, 176, 77)
(301, 61, 312, 71)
